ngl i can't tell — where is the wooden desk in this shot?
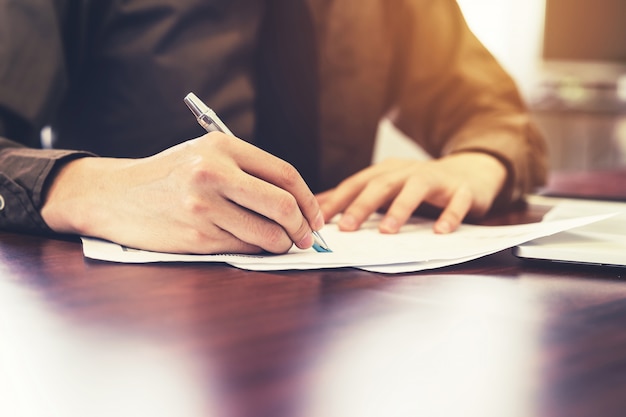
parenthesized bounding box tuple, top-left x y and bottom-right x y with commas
(1, 197, 625, 417)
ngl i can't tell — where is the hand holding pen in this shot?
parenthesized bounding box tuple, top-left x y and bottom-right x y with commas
(184, 92, 330, 253)
(42, 93, 328, 255)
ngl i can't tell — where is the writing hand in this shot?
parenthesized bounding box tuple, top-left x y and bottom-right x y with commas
(41, 133, 324, 254)
(317, 152, 507, 234)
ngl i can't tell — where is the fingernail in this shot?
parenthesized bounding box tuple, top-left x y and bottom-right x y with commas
(380, 216, 398, 233)
(339, 214, 357, 231)
(435, 220, 451, 234)
(298, 232, 314, 248)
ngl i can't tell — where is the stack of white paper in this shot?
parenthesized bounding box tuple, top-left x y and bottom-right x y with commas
(81, 212, 614, 273)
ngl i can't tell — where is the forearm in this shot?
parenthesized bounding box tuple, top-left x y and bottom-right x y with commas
(442, 115, 548, 206)
(390, 0, 548, 206)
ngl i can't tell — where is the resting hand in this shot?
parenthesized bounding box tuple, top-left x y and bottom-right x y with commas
(317, 152, 507, 234)
(41, 132, 324, 254)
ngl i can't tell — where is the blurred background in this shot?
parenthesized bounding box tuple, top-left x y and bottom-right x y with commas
(375, 0, 626, 176)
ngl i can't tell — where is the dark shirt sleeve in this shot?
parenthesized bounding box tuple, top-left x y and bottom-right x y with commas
(0, 1, 94, 234)
(0, 136, 93, 234)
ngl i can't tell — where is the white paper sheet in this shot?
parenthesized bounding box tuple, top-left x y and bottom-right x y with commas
(81, 212, 616, 273)
(514, 197, 626, 267)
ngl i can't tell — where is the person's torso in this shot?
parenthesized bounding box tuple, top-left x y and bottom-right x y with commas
(53, 0, 399, 190)
(54, 0, 263, 158)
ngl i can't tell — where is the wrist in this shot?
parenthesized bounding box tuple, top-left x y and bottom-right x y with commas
(40, 157, 127, 236)
(444, 151, 510, 210)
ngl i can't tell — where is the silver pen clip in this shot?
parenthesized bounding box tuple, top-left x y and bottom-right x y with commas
(184, 92, 234, 136)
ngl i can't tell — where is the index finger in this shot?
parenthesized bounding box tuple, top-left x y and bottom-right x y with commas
(228, 137, 325, 231)
(433, 185, 473, 234)
(247, 159, 323, 231)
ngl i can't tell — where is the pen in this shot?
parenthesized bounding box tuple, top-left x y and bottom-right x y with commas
(184, 92, 331, 253)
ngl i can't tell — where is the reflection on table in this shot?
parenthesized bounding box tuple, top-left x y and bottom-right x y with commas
(1, 172, 626, 417)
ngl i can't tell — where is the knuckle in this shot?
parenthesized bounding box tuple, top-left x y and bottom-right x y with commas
(182, 195, 205, 216)
(294, 216, 310, 238)
(185, 228, 236, 255)
(279, 162, 301, 187)
(185, 228, 208, 249)
(165, 226, 216, 254)
(370, 177, 396, 195)
(303, 192, 320, 213)
(274, 194, 299, 219)
(262, 225, 291, 253)
(345, 205, 369, 222)
(351, 194, 384, 216)
(389, 199, 414, 216)
(189, 164, 224, 188)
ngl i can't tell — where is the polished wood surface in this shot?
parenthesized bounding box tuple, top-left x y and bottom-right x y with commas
(1, 188, 626, 417)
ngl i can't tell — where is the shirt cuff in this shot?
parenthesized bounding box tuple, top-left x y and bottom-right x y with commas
(0, 148, 95, 234)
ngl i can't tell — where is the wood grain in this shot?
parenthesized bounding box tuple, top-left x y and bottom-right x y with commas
(1, 178, 626, 417)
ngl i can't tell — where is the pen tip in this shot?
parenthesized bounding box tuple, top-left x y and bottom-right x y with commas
(312, 231, 332, 253)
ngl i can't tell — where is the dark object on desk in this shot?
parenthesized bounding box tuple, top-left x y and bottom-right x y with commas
(539, 169, 626, 201)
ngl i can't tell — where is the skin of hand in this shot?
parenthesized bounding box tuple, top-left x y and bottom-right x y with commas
(317, 152, 508, 234)
(41, 132, 325, 254)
